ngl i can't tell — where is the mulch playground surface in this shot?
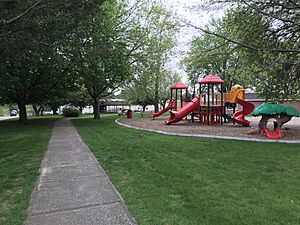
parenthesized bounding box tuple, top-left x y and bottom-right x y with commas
(119, 116, 300, 141)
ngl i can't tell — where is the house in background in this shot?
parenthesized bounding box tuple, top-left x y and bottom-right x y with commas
(245, 93, 300, 112)
(82, 99, 155, 114)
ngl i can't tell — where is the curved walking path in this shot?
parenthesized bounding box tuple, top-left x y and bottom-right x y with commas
(26, 119, 137, 225)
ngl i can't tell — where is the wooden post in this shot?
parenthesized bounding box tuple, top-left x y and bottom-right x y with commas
(199, 83, 202, 124)
(186, 88, 188, 101)
(207, 84, 210, 125)
(175, 89, 178, 110)
(180, 89, 183, 108)
(211, 84, 214, 106)
(233, 103, 236, 124)
(221, 83, 224, 125)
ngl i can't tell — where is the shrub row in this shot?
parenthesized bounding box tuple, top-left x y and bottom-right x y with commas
(63, 107, 80, 117)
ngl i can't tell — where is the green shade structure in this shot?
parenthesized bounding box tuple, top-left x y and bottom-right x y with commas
(252, 103, 299, 117)
(285, 106, 300, 117)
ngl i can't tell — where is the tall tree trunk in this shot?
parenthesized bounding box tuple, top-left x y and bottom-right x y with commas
(51, 105, 58, 115)
(154, 87, 159, 112)
(142, 105, 147, 112)
(154, 101, 159, 112)
(93, 96, 100, 120)
(18, 101, 27, 123)
(159, 99, 167, 109)
(154, 70, 160, 112)
(38, 106, 44, 116)
(32, 104, 39, 116)
(79, 105, 83, 114)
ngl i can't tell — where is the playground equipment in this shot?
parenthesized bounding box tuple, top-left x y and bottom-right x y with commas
(170, 82, 189, 110)
(252, 103, 299, 139)
(152, 99, 176, 119)
(149, 73, 299, 140)
(228, 85, 255, 126)
(165, 74, 255, 126)
(198, 74, 225, 125)
(165, 97, 199, 124)
(263, 126, 282, 139)
(152, 82, 188, 119)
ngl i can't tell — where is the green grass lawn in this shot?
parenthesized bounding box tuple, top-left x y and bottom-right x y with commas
(73, 116, 300, 225)
(0, 119, 54, 225)
(0, 105, 9, 116)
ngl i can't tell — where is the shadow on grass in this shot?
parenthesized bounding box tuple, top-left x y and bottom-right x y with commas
(0, 117, 57, 225)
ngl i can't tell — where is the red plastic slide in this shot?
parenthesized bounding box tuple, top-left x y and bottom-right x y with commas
(263, 128, 282, 139)
(165, 97, 199, 125)
(233, 98, 255, 126)
(152, 99, 176, 119)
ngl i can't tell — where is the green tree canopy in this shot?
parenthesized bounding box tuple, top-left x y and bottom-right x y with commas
(75, 0, 145, 119)
(122, 1, 179, 112)
(0, 0, 104, 122)
(183, 1, 300, 102)
(182, 19, 246, 92)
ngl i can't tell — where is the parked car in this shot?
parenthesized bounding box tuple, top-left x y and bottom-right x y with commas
(117, 109, 128, 116)
(43, 111, 53, 115)
(10, 110, 18, 116)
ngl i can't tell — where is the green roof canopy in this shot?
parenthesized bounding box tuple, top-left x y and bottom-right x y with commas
(252, 103, 299, 117)
(285, 106, 300, 117)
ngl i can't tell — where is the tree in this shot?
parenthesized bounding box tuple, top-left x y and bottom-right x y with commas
(183, 2, 300, 101)
(0, 51, 77, 122)
(68, 88, 91, 113)
(75, 0, 179, 118)
(182, 19, 246, 92)
(158, 71, 182, 108)
(75, 0, 134, 120)
(122, 1, 179, 112)
(122, 69, 182, 112)
(221, 6, 300, 101)
(140, 3, 178, 112)
(0, 1, 103, 41)
(194, 0, 300, 54)
(0, 0, 104, 123)
(121, 73, 155, 112)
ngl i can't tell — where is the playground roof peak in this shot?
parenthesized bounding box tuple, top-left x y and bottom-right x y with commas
(199, 74, 224, 84)
(171, 82, 188, 89)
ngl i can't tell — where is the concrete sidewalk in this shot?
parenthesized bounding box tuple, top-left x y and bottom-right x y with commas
(26, 119, 137, 225)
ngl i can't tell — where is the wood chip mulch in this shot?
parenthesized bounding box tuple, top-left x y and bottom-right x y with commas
(119, 116, 300, 141)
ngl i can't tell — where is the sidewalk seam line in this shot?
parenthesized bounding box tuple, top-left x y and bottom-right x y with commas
(29, 201, 121, 216)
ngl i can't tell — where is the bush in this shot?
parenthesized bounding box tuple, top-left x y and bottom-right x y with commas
(63, 107, 80, 117)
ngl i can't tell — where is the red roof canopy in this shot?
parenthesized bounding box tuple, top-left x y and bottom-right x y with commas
(199, 74, 224, 84)
(170, 82, 188, 89)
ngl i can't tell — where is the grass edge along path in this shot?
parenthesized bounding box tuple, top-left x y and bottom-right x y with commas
(73, 116, 300, 225)
(0, 119, 55, 225)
